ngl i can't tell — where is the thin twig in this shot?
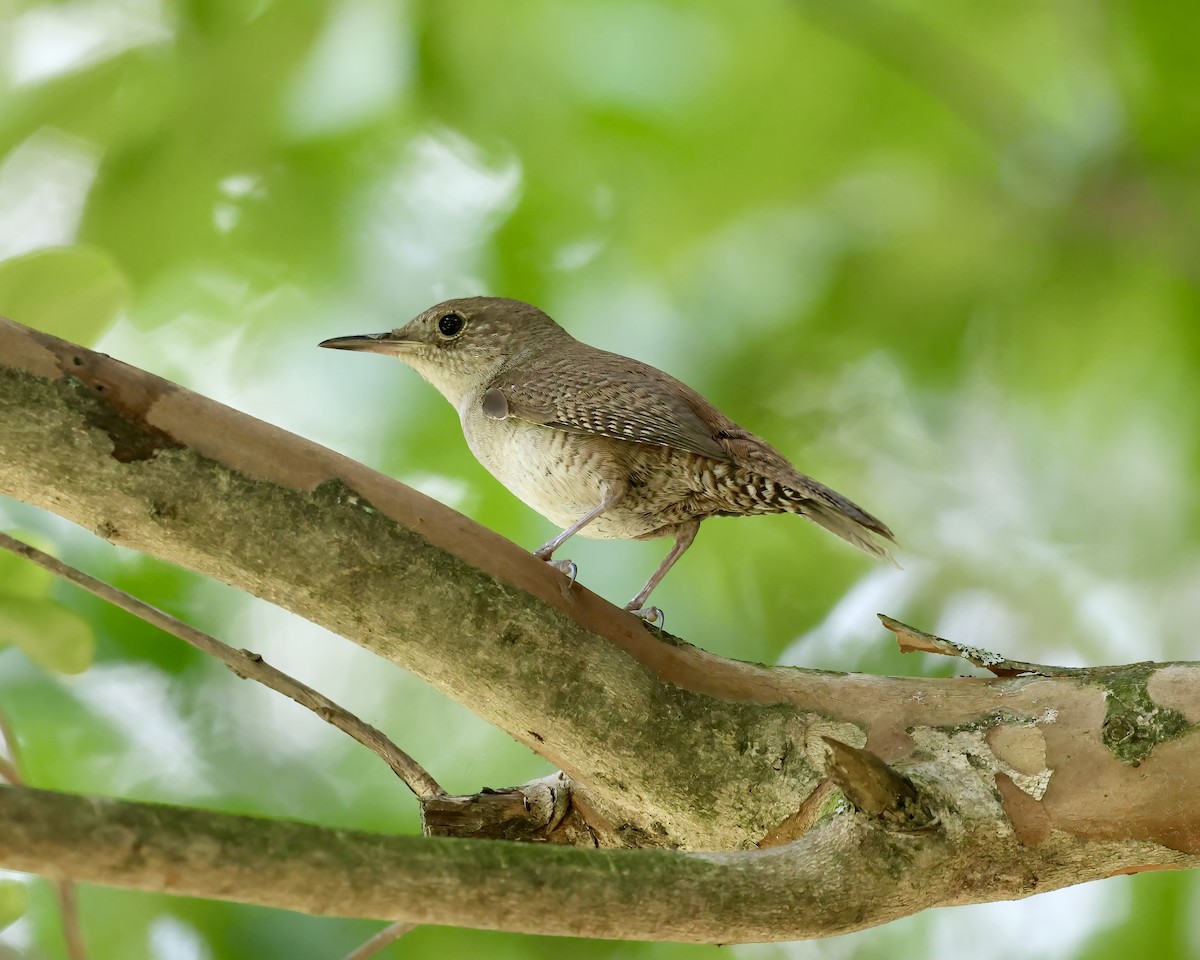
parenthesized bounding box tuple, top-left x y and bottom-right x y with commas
(54, 881, 89, 960)
(879, 614, 1090, 678)
(341, 921, 417, 960)
(0, 531, 445, 801)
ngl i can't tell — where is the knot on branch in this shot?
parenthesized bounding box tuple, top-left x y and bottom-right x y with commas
(421, 772, 598, 846)
(822, 737, 938, 833)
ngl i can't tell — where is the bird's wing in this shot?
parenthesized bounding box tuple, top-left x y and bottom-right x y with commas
(483, 351, 733, 462)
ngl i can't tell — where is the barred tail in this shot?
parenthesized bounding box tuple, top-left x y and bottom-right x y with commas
(713, 428, 898, 563)
(801, 497, 897, 564)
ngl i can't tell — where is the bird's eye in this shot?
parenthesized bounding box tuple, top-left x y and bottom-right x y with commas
(437, 313, 465, 338)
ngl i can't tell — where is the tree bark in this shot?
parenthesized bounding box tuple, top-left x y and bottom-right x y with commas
(1, 785, 1195, 944)
(1, 317, 1198, 940)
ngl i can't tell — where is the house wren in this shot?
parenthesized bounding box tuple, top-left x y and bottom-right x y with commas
(320, 297, 895, 619)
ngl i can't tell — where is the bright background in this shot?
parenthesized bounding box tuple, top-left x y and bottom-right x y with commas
(1, 0, 1198, 957)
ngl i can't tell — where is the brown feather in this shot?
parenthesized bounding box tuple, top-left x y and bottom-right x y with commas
(489, 346, 734, 462)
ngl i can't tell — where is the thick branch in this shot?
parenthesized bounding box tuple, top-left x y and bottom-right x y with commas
(3, 786, 1197, 943)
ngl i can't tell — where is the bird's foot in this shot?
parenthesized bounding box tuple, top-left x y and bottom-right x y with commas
(543, 557, 578, 584)
(626, 605, 664, 627)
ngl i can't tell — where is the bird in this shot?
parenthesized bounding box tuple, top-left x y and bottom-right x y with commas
(320, 297, 895, 620)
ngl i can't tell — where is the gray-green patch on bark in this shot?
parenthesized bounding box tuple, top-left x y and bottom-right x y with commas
(1098, 664, 1194, 765)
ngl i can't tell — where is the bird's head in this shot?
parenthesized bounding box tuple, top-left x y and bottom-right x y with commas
(319, 297, 573, 408)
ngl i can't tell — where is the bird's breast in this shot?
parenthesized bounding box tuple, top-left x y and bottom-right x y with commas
(461, 408, 625, 533)
(459, 403, 745, 540)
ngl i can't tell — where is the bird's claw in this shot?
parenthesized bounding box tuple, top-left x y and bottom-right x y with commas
(545, 558, 578, 584)
(627, 606, 664, 627)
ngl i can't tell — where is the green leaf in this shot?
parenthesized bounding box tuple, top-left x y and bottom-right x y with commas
(0, 595, 95, 675)
(0, 246, 130, 344)
(0, 879, 28, 932)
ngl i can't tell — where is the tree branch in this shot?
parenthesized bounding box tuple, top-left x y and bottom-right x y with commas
(3, 316, 1200, 931)
(3, 785, 1196, 944)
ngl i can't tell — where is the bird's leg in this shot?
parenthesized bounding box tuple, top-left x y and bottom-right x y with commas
(625, 520, 700, 621)
(534, 486, 628, 581)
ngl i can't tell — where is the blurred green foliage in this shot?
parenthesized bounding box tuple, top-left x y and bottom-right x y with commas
(1, 0, 1198, 957)
(0, 535, 94, 675)
(0, 880, 28, 934)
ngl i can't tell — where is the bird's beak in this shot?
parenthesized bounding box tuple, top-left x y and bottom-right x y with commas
(318, 332, 417, 354)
